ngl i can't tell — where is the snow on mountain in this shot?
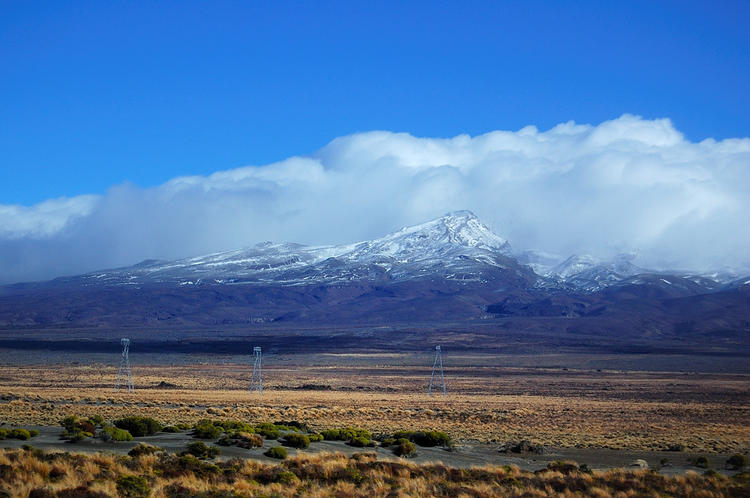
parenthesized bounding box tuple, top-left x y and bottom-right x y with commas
(543, 254, 647, 292)
(72, 211, 520, 287)
(53, 210, 740, 294)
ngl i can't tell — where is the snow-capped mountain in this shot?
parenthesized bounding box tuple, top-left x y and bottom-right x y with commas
(543, 254, 646, 292)
(67, 211, 525, 288)
(2, 210, 748, 333)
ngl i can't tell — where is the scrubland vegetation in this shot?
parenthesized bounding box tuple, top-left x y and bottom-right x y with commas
(0, 446, 748, 497)
(1, 358, 748, 454)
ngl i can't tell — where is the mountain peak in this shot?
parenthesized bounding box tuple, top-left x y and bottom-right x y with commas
(388, 211, 510, 253)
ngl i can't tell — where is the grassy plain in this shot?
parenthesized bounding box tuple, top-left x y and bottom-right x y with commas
(1, 353, 748, 454)
(2, 447, 750, 498)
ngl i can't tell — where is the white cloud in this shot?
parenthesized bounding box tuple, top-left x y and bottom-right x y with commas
(1, 114, 749, 283)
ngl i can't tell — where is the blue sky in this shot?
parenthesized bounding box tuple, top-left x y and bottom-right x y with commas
(2, 0, 749, 206)
(1, 1, 750, 283)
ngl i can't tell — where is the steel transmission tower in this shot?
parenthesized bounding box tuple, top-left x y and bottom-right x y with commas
(115, 338, 134, 392)
(250, 346, 263, 393)
(428, 345, 446, 396)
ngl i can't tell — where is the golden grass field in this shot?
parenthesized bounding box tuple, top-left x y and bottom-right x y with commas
(2, 446, 749, 498)
(1, 353, 748, 454)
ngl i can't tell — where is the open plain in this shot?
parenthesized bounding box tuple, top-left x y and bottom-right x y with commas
(1, 349, 748, 457)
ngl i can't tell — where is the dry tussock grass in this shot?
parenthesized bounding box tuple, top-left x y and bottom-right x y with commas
(0, 448, 747, 497)
(0, 360, 748, 453)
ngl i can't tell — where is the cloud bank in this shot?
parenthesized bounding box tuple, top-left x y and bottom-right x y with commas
(2, 114, 749, 284)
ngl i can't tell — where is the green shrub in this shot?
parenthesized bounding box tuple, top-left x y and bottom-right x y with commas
(161, 426, 179, 433)
(217, 432, 263, 449)
(7, 429, 32, 440)
(348, 436, 375, 448)
(176, 423, 192, 431)
(727, 454, 748, 470)
(99, 425, 133, 442)
(192, 421, 222, 439)
(691, 456, 711, 469)
(128, 443, 163, 457)
(264, 446, 287, 460)
(0, 429, 6, 439)
(255, 423, 280, 440)
(185, 441, 220, 459)
(274, 470, 298, 484)
(309, 434, 323, 442)
(390, 430, 452, 448)
(274, 420, 308, 431)
(59, 416, 96, 442)
(282, 433, 310, 449)
(116, 475, 150, 498)
(114, 417, 163, 437)
(88, 415, 105, 427)
(321, 427, 371, 442)
(392, 438, 417, 457)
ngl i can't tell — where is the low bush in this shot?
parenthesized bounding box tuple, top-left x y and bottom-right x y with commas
(185, 441, 220, 459)
(217, 432, 263, 449)
(727, 454, 748, 470)
(59, 416, 96, 442)
(691, 456, 711, 469)
(115, 475, 150, 498)
(393, 430, 452, 448)
(274, 420, 308, 431)
(264, 446, 287, 460)
(88, 415, 105, 427)
(1, 428, 33, 441)
(192, 421, 222, 439)
(114, 416, 163, 437)
(275, 470, 298, 484)
(547, 461, 580, 474)
(392, 438, 417, 457)
(348, 436, 376, 448)
(309, 434, 323, 442)
(128, 443, 163, 458)
(255, 423, 281, 440)
(282, 434, 310, 449)
(162, 426, 179, 433)
(322, 427, 371, 442)
(100, 425, 133, 442)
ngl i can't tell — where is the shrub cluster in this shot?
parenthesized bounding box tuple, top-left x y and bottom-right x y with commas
(264, 446, 287, 460)
(392, 430, 452, 448)
(192, 420, 223, 439)
(281, 433, 310, 449)
(0, 428, 39, 441)
(60, 416, 100, 442)
(7, 447, 750, 497)
(100, 426, 133, 442)
(116, 475, 150, 498)
(321, 427, 376, 447)
(128, 443, 163, 458)
(727, 454, 748, 470)
(273, 420, 307, 432)
(185, 441, 221, 460)
(392, 438, 417, 457)
(113, 416, 163, 437)
(690, 456, 711, 469)
(255, 423, 281, 440)
(217, 431, 264, 449)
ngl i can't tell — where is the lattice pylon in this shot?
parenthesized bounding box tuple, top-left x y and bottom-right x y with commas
(428, 345, 446, 396)
(115, 338, 134, 392)
(250, 346, 263, 393)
